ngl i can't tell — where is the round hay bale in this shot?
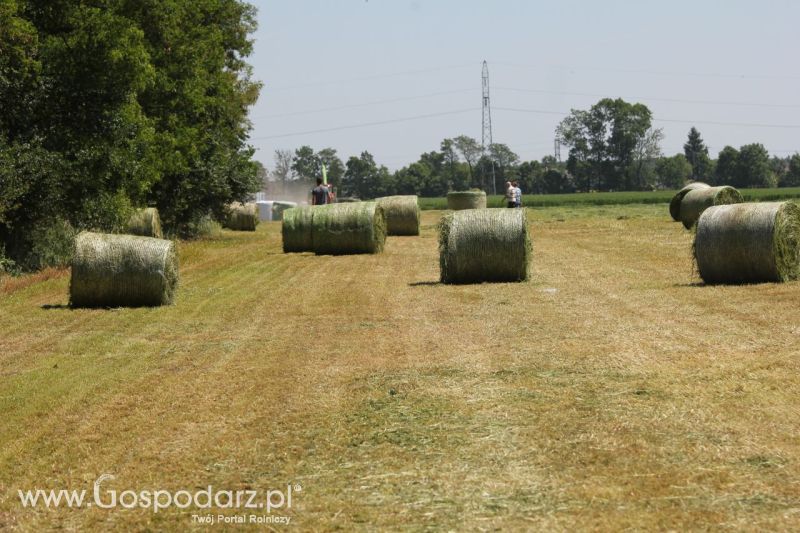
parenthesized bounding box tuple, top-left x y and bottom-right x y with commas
(439, 208, 530, 284)
(376, 195, 420, 236)
(272, 201, 298, 221)
(694, 201, 800, 284)
(127, 207, 163, 238)
(447, 190, 487, 210)
(256, 200, 274, 221)
(70, 232, 179, 307)
(680, 186, 742, 229)
(224, 203, 259, 231)
(311, 202, 386, 255)
(669, 182, 710, 221)
(282, 206, 315, 253)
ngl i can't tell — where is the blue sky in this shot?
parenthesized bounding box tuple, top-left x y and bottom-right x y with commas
(246, 0, 800, 170)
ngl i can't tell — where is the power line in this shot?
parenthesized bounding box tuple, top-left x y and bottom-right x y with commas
(251, 89, 475, 119)
(250, 108, 477, 140)
(495, 86, 800, 110)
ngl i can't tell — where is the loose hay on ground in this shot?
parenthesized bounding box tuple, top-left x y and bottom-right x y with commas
(282, 206, 315, 253)
(669, 182, 710, 222)
(439, 208, 530, 284)
(694, 201, 800, 284)
(680, 186, 742, 229)
(70, 232, 179, 307)
(310, 202, 386, 255)
(376, 195, 420, 236)
(447, 191, 487, 210)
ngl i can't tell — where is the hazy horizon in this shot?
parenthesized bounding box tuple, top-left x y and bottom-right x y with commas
(246, 0, 800, 172)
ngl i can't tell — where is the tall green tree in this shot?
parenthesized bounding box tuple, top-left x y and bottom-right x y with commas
(714, 146, 739, 186)
(453, 135, 482, 186)
(656, 154, 692, 189)
(782, 154, 800, 187)
(683, 127, 712, 181)
(735, 143, 774, 188)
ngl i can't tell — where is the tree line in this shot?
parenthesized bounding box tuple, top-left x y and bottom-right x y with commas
(270, 99, 800, 201)
(0, 0, 261, 271)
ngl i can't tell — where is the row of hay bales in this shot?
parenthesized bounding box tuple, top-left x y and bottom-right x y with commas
(671, 183, 800, 284)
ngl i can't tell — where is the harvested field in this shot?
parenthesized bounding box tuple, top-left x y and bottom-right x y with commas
(2, 204, 800, 530)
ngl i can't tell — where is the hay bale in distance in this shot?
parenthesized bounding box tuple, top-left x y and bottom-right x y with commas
(310, 202, 386, 255)
(272, 201, 298, 221)
(669, 182, 710, 222)
(447, 190, 487, 210)
(127, 207, 163, 238)
(256, 200, 274, 221)
(439, 208, 530, 284)
(680, 186, 742, 229)
(694, 201, 800, 284)
(376, 195, 420, 236)
(70, 232, 179, 307)
(282, 206, 315, 253)
(224, 203, 259, 231)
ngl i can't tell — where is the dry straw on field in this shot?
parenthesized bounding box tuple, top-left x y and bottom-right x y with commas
(694, 201, 800, 284)
(447, 190, 487, 210)
(669, 182, 710, 221)
(680, 186, 742, 229)
(282, 206, 315, 253)
(376, 195, 420, 236)
(310, 202, 386, 255)
(224, 203, 259, 231)
(70, 232, 178, 307)
(272, 201, 298, 221)
(439, 208, 530, 284)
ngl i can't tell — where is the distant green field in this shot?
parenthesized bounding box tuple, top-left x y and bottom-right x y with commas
(418, 187, 800, 210)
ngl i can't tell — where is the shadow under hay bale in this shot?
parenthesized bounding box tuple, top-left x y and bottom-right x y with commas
(376, 195, 420, 236)
(447, 190, 487, 210)
(127, 207, 163, 238)
(310, 202, 386, 255)
(439, 208, 530, 284)
(282, 206, 315, 253)
(694, 201, 800, 284)
(669, 182, 710, 222)
(680, 186, 742, 229)
(70, 232, 179, 308)
(223, 203, 259, 231)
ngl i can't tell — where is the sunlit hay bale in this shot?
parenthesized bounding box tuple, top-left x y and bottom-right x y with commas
(281, 206, 315, 253)
(223, 202, 259, 231)
(376, 195, 420, 236)
(669, 182, 710, 222)
(694, 201, 800, 284)
(70, 232, 179, 308)
(272, 201, 298, 221)
(311, 202, 386, 255)
(680, 186, 742, 229)
(447, 190, 487, 210)
(256, 200, 274, 221)
(439, 208, 530, 284)
(126, 207, 163, 238)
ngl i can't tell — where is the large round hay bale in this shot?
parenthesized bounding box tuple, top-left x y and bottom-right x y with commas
(282, 206, 315, 253)
(272, 201, 298, 221)
(70, 232, 179, 307)
(694, 202, 800, 284)
(669, 182, 710, 221)
(224, 203, 259, 231)
(680, 186, 742, 229)
(376, 195, 420, 236)
(311, 202, 386, 255)
(439, 208, 530, 284)
(127, 207, 163, 238)
(447, 190, 487, 210)
(256, 200, 274, 221)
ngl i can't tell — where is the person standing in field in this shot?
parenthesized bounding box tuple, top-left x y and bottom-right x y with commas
(311, 177, 329, 205)
(512, 181, 522, 208)
(505, 181, 516, 208)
